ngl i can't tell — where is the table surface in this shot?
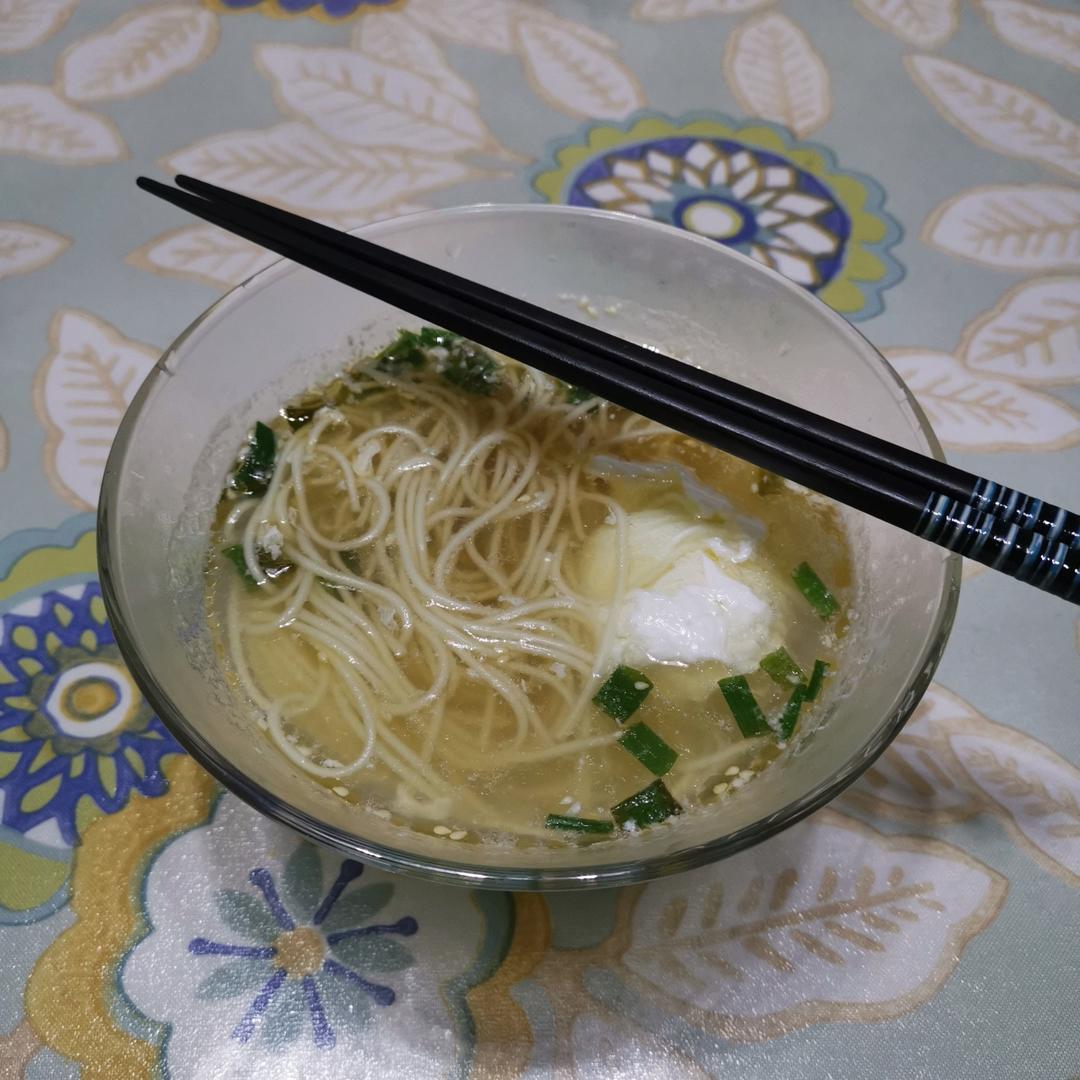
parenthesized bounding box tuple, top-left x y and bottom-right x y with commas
(1, 2, 1078, 1077)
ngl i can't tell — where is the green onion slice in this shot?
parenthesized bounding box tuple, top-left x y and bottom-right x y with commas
(778, 684, 807, 740)
(760, 646, 806, 687)
(441, 340, 500, 395)
(792, 561, 838, 619)
(418, 326, 456, 349)
(618, 722, 678, 777)
(222, 544, 256, 586)
(612, 780, 682, 830)
(281, 396, 322, 430)
(565, 383, 593, 404)
(231, 420, 277, 496)
(374, 329, 427, 373)
(718, 675, 770, 737)
(805, 659, 829, 702)
(222, 544, 293, 587)
(544, 814, 614, 835)
(593, 665, 653, 722)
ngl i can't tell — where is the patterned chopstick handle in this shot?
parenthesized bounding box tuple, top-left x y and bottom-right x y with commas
(970, 478, 1080, 548)
(916, 494, 1080, 603)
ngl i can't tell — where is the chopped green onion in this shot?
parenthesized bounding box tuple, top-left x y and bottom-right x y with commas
(281, 398, 321, 430)
(792, 561, 838, 619)
(231, 420, 277, 496)
(617, 722, 678, 777)
(718, 675, 770, 737)
(544, 814, 614, 835)
(222, 544, 256, 586)
(612, 780, 682, 830)
(374, 329, 427, 373)
(417, 326, 456, 349)
(760, 646, 806, 688)
(565, 383, 593, 405)
(778, 684, 807, 740)
(805, 659, 829, 702)
(222, 543, 293, 587)
(441, 340, 500, 395)
(593, 665, 653, 722)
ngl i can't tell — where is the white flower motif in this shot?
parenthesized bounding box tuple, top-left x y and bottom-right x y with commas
(121, 795, 484, 1079)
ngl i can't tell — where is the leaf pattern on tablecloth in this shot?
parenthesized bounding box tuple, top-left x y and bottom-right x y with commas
(616, 811, 1005, 1037)
(255, 44, 506, 156)
(633, 0, 774, 20)
(854, 0, 959, 47)
(845, 684, 1080, 887)
(127, 202, 428, 289)
(905, 56, 1080, 179)
(723, 13, 830, 138)
(126, 225, 277, 291)
(403, 0, 517, 52)
(531, 809, 1005, 1045)
(56, 3, 219, 104)
(922, 184, 1080, 269)
(952, 729, 1080, 887)
(885, 348, 1080, 450)
(352, 11, 476, 104)
(0, 221, 69, 279)
(164, 122, 472, 215)
(843, 684, 988, 823)
(401, 1, 641, 120)
(33, 309, 157, 510)
(959, 276, 1080, 384)
(0, 0, 76, 54)
(514, 14, 645, 121)
(0, 84, 126, 164)
(977, 0, 1080, 73)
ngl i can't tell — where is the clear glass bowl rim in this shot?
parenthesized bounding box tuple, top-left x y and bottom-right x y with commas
(98, 203, 960, 891)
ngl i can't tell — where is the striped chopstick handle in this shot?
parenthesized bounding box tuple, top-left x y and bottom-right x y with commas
(970, 478, 1080, 548)
(916, 493, 1080, 603)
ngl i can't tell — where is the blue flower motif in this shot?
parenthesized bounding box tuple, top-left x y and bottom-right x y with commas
(211, 0, 400, 17)
(0, 583, 182, 846)
(188, 844, 418, 1050)
(533, 113, 904, 321)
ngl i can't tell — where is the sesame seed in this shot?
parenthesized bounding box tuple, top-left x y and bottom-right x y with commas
(712, 782, 729, 796)
(372, 808, 391, 820)
(433, 825, 451, 836)
(449, 830, 467, 841)
(332, 785, 349, 797)
(725, 765, 740, 777)
(739, 769, 754, 781)
(633, 681, 649, 691)
(569, 802, 581, 816)
(730, 777, 746, 789)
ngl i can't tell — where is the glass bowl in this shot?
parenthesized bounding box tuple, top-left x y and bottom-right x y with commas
(98, 204, 959, 890)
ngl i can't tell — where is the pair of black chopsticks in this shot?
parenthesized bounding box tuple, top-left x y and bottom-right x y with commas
(137, 175, 1080, 605)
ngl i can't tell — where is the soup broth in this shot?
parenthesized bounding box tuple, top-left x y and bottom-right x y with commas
(208, 331, 851, 845)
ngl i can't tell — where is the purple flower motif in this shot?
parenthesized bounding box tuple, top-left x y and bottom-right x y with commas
(188, 845, 417, 1050)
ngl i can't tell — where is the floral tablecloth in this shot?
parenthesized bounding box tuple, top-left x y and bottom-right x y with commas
(1, 1, 1078, 1077)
